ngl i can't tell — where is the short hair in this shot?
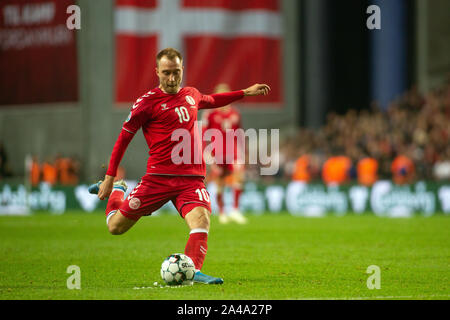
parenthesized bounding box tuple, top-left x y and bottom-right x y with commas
(156, 48, 183, 66)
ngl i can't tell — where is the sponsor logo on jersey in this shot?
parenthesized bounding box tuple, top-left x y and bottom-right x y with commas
(161, 103, 168, 110)
(185, 95, 196, 106)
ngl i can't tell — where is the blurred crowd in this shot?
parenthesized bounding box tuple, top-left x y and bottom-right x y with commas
(256, 81, 450, 185)
(28, 154, 80, 186)
(2, 81, 450, 187)
(0, 141, 13, 180)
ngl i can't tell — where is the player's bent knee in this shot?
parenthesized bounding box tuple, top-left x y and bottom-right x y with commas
(107, 210, 136, 235)
(108, 221, 129, 235)
(108, 224, 126, 235)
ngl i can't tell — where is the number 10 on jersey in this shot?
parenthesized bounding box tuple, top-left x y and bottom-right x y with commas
(195, 188, 210, 202)
(175, 107, 190, 123)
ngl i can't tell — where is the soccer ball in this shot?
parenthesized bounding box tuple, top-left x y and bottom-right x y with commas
(160, 253, 195, 286)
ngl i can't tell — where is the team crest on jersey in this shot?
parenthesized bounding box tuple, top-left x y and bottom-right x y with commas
(185, 95, 196, 106)
(161, 103, 168, 110)
(129, 197, 141, 210)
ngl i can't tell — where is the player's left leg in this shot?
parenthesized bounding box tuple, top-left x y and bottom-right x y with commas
(210, 164, 229, 224)
(184, 206, 223, 284)
(89, 180, 136, 234)
(89, 176, 170, 235)
(228, 164, 247, 224)
(107, 210, 137, 235)
(216, 174, 229, 224)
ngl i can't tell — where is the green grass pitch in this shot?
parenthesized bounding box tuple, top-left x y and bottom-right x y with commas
(0, 211, 449, 300)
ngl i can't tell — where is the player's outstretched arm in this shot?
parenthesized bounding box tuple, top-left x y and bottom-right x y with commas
(199, 84, 270, 110)
(243, 83, 271, 96)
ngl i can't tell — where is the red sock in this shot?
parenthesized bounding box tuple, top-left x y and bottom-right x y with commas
(184, 230, 208, 271)
(106, 189, 124, 217)
(216, 192, 224, 214)
(233, 188, 242, 209)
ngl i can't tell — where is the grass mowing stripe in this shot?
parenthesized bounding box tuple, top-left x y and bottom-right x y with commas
(0, 212, 448, 300)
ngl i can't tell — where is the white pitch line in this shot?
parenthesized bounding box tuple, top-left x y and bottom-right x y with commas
(133, 282, 193, 289)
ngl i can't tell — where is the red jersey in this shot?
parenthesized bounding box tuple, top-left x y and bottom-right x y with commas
(203, 107, 241, 132)
(106, 87, 244, 178)
(202, 106, 242, 159)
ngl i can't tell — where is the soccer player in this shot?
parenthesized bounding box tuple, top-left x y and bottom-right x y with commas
(202, 83, 247, 224)
(89, 48, 270, 284)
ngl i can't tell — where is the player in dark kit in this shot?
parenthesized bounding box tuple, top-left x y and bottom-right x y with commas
(89, 48, 270, 284)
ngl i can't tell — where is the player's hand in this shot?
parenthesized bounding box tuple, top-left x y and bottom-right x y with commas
(98, 175, 114, 200)
(243, 84, 271, 96)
